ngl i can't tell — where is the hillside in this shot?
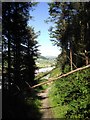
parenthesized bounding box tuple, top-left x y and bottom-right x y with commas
(36, 55, 56, 68)
(48, 67, 90, 119)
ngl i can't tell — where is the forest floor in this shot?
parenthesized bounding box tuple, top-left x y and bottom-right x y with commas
(37, 86, 53, 119)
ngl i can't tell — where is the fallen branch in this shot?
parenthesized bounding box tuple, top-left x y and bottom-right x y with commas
(32, 64, 90, 89)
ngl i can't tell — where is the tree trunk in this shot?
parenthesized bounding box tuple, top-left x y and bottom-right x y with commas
(70, 40, 73, 71)
(85, 50, 89, 65)
(8, 6, 11, 93)
(14, 4, 21, 89)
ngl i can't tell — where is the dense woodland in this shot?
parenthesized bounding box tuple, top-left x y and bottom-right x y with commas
(47, 2, 90, 71)
(2, 2, 90, 119)
(2, 2, 40, 119)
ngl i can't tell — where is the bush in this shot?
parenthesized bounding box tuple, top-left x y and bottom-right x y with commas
(49, 68, 90, 119)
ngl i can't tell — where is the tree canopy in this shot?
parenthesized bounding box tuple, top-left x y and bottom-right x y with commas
(47, 2, 90, 72)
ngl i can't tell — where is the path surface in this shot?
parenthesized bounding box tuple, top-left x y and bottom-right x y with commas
(37, 87, 53, 119)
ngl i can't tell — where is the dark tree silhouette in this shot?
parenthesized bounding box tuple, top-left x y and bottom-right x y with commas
(2, 2, 39, 119)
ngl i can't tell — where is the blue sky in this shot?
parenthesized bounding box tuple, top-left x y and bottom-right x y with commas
(28, 2, 60, 57)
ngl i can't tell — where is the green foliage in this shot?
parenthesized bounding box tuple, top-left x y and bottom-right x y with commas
(25, 96, 41, 108)
(49, 68, 90, 119)
(63, 65, 70, 73)
(49, 67, 61, 78)
(35, 71, 50, 92)
(48, 2, 90, 70)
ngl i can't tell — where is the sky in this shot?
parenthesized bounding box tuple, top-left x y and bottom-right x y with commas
(28, 2, 60, 57)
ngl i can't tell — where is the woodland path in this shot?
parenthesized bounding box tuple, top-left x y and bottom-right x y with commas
(37, 87, 53, 119)
(34, 65, 90, 119)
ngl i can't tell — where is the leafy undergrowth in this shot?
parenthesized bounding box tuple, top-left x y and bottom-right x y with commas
(34, 79, 49, 93)
(20, 77, 49, 119)
(35, 71, 50, 81)
(24, 92, 42, 119)
(35, 70, 52, 92)
(49, 67, 61, 78)
(49, 68, 90, 119)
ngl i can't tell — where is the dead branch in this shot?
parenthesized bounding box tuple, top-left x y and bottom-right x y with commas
(32, 64, 90, 89)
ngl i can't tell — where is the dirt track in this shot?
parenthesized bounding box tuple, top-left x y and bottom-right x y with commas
(37, 88, 53, 119)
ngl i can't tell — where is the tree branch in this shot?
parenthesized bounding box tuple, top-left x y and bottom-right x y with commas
(32, 64, 90, 89)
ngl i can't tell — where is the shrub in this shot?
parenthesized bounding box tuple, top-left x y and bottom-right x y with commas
(49, 68, 90, 119)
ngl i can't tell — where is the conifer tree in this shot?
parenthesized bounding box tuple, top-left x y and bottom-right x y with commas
(48, 2, 90, 71)
(2, 2, 39, 118)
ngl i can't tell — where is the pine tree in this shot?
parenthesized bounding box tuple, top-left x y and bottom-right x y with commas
(2, 2, 39, 118)
(47, 2, 90, 71)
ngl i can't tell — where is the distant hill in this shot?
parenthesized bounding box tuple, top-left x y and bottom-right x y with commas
(36, 55, 56, 68)
(44, 56, 56, 60)
(39, 55, 56, 60)
(39, 55, 48, 60)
